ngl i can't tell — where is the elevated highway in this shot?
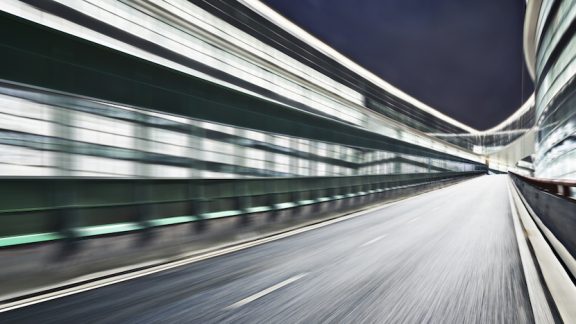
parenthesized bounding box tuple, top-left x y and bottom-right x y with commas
(0, 176, 535, 323)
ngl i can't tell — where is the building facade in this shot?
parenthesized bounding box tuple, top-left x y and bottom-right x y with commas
(525, 0, 576, 180)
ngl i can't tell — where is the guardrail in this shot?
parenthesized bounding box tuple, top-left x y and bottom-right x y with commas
(510, 172, 576, 264)
(509, 172, 576, 322)
(0, 171, 481, 248)
(511, 173, 576, 199)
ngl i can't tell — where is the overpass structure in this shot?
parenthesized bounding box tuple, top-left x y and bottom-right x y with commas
(0, 0, 574, 322)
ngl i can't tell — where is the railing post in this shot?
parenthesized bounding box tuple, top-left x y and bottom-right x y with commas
(134, 180, 154, 242)
(186, 181, 203, 233)
(291, 190, 301, 216)
(195, 182, 209, 232)
(236, 182, 251, 227)
(266, 180, 278, 221)
(313, 186, 322, 213)
(53, 179, 81, 257)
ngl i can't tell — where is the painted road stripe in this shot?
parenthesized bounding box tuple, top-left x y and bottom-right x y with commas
(407, 217, 420, 223)
(225, 273, 308, 310)
(361, 235, 387, 247)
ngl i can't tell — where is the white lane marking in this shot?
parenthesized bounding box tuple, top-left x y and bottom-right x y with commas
(224, 273, 308, 310)
(407, 217, 420, 223)
(360, 235, 387, 247)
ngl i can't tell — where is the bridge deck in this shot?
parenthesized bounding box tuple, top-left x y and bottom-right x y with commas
(1, 175, 534, 323)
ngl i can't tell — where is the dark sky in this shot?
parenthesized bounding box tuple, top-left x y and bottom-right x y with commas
(262, 0, 533, 130)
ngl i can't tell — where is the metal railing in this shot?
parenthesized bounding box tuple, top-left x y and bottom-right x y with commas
(0, 171, 482, 248)
(509, 172, 576, 274)
(511, 172, 576, 199)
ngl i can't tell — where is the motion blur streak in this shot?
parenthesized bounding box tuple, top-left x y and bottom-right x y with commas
(1, 0, 575, 322)
(0, 176, 534, 323)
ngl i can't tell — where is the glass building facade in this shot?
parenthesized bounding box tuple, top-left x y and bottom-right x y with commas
(527, 0, 576, 180)
(0, 0, 540, 181)
(0, 82, 478, 178)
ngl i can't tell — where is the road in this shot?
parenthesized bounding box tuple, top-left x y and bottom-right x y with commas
(0, 175, 534, 323)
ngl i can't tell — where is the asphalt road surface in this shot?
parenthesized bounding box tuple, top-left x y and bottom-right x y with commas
(1, 175, 534, 323)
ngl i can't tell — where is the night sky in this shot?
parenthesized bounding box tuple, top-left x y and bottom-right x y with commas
(262, 0, 533, 130)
